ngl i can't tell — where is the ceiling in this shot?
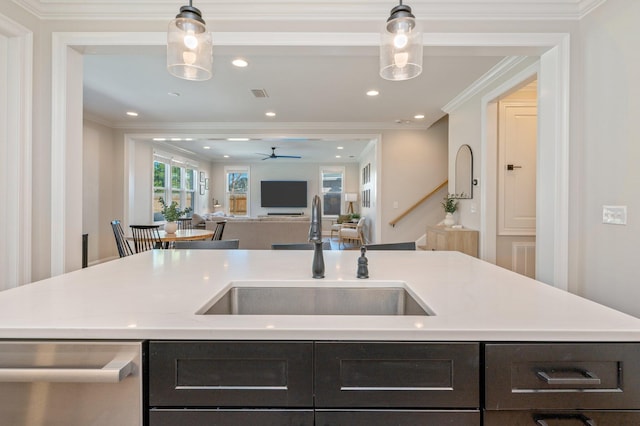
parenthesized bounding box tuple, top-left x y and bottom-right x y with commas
(83, 48, 504, 162)
(67, 0, 603, 163)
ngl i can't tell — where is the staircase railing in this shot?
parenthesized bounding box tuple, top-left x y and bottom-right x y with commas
(389, 180, 448, 227)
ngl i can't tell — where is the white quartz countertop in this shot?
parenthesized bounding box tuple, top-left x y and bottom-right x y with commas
(1, 250, 639, 341)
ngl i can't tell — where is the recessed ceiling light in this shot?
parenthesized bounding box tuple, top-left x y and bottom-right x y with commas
(223, 155, 230, 158)
(153, 138, 166, 141)
(414, 114, 425, 119)
(227, 137, 250, 141)
(337, 146, 344, 150)
(232, 58, 248, 67)
(170, 138, 181, 141)
(265, 111, 276, 117)
(203, 146, 211, 149)
(366, 90, 379, 97)
(126, 111, 138, 117)
(168, 92, 180, 97)
(336, 155, 341, 158)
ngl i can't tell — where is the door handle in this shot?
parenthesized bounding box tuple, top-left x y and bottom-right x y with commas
(507, 164, 522, 170)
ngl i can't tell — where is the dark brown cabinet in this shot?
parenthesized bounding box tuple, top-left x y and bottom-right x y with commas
(315, 342, 479, 408)
(484, 343, 640, 424)
(148, 341, 481, 425)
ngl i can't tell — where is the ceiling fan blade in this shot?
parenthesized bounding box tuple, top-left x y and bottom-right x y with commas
(274, 155, 302, 159)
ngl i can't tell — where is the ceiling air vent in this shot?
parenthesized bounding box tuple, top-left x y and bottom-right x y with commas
(250, 89, 269, 98)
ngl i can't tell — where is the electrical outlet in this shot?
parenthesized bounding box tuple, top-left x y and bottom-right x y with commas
(393, 201, 399, 209)
(602, 205, 627, 225)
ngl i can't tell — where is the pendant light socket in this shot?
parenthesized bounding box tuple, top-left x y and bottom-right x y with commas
(167, 1, 213, 81)
(380, 1, 423, 81)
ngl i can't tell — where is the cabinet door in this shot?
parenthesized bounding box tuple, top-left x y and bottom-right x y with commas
(315, 342, 479, 408)
(484, 410, 640, 425)
(149, 409, 313, 426)
(149, 341, 313, 408)
(485, 343, 640, 410)
(316, 410, 480, 425)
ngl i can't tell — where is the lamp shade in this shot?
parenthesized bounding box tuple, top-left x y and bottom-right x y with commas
(380, 2, 423, 81)
(345, 193, 358, 202)
(167, 4, 213, 81)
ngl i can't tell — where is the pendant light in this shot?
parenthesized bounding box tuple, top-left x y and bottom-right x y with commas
(380, 0, 423, 81)
(167, 0, 213, 81)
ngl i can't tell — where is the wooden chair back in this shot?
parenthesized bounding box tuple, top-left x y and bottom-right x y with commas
(129, 225, 162, 253)
(176, 217, 193, 230)
(212, 220, 227, 240)
(173, 239, 240, 249)
(364, 242, 416, 251)
(110, 220, 134, 257)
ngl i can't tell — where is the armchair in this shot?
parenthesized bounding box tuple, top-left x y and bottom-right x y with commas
(338, 217, 365, 249)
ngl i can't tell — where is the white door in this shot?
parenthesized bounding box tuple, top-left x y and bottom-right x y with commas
(497, 100, 537, 278)
(498, 101, 537, 235)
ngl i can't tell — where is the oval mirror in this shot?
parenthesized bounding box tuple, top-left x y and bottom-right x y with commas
(454, 144, 473, 199)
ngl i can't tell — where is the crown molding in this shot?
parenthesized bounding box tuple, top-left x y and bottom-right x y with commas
(109, 121, 430, 132)
(13, 0, 607, 21)
(442, 56, 529, 113)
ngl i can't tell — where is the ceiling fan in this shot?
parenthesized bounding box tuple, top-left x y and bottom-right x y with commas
(259, 147, 302, 160)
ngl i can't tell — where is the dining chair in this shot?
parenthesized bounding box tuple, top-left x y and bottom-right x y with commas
(176, 217, 193, 230)
(110, 220, 134, 257)
(129, 225, 162, 253)
(211, 220, 227, 240)
(364, 242, 416, 251)
(271, 242, 331, 250)
(173, 239, 240, 249)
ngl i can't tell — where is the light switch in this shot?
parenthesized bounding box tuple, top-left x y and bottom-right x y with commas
(602, 205, 627, 225)
(393, 201, 399, 209)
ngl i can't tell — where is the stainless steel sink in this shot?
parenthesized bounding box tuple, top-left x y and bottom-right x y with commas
(197, 282, 431, 316)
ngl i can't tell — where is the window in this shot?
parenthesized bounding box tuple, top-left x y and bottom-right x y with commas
(153, 154, 197, 221)
(321, 167, 344, 216)
(225, 166, 250, 216)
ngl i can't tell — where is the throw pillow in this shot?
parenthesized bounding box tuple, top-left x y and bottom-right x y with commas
(337, 214, 351, 224)
(191, 213, 205, 225)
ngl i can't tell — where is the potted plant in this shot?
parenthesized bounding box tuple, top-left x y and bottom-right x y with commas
(350, 213, 361, 223)
(441, 194, 458, 227)
(159, 197, 192, 234)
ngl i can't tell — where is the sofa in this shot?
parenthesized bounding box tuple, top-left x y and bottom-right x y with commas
(202, 216, 311, 249)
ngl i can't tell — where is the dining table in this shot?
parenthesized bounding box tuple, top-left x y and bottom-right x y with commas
(156, 229, 215, 242)
(126, 229, 215, 247)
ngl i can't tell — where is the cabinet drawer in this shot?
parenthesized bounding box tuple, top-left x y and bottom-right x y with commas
(149, 409, 313, 426)
(316, 409, 480, 425)
(315, 342, 479, 408)
(485, 343, 640, 410)
(149, 341, 313, 407)
(484, 410, 640, 425)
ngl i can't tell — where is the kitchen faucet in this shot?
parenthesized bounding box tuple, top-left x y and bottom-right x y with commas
(309, 195, 325, 279)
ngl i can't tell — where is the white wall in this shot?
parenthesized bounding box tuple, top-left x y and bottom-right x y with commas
(379, 117, 449, 243)
(83, 119, 119, 263)
(576, 0, 640, 317)
(210, 161, 359, 230)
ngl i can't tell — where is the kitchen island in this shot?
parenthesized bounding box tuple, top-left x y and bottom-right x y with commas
(1, 250, 640, 425)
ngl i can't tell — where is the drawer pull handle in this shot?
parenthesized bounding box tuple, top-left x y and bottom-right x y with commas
(534, 414, 596, 426)
(535, 369, 601, 386)
(0, 353, 136, 383)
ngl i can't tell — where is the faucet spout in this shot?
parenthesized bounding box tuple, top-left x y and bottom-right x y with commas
(309, 195, 325, 279)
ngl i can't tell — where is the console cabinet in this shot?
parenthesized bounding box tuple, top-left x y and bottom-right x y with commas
(425, 225, 478, 257)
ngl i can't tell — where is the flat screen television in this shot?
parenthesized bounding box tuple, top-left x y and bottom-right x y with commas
(261, 181, 308, 208)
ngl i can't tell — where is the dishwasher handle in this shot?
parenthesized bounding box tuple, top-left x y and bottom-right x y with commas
(0, 352, 136, 383)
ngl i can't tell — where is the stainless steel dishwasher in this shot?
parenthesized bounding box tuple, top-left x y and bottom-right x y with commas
(0, 340, 142, 425)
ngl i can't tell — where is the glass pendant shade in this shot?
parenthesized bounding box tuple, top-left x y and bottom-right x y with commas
(380, 2, 423, 81)
(167, 4, 213, 81)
